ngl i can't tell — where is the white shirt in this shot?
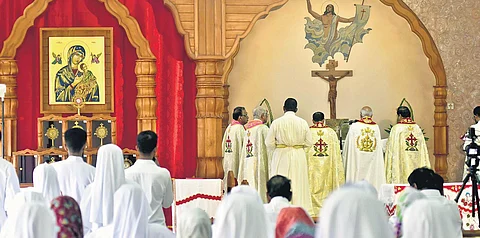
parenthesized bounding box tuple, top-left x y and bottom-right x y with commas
(125, 159, 173, 226)
(264, 196, 291, 228)
(51, 155, 95, 203)
(403, 190, 462, 238)
(0, 159, 20, 229)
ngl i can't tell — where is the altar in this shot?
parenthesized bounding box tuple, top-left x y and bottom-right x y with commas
(379, 183, 480, 231)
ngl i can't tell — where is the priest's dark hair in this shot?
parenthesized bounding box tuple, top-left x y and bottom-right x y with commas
(267, 175, 292, 201)
(137, 130, 158, 154)
(407, 167, 437, 190)
(313, 112, 324, 122)
(64, 128, 87, 154)
(232, 106, 245, 120)
(474, 106, 480, 117)
(397, 106, 411, 118)
(283, 98, 298, 113)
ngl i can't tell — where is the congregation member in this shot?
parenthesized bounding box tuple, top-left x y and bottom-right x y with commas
(306, 111, 344, 215)
(0, 202, 56, 238)
(0, 132, 20, 229)
(212, 188, 270, 238)
(176, 207, 212, 238)
(238, 106, 270, 202)
(51, 128, 95, 203)
(385, 106, 430, 183)
(222, 106, 248, 192)
(125, 130, 173, 226)
(266, 98, 313, 215)
(389, 187, 426, 237)
(316, 185, 394, 238)
(462, 106, 480, 177)
(276, 207, 315, 238)
(32, 163, 61, 203)
(5, 190, 46, 217)
(264, 175, 292, 227)
(51, 196, 83, 238)
(86, 183, 174, 238)
(343, 106, 385, 190)
(81, 144, 127, 233)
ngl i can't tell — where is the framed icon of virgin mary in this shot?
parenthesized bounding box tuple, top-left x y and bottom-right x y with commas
(40, 28, 113, 113)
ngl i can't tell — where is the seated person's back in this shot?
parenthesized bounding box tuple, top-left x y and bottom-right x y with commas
(125, 130, 173, 226)
(51, 128, 95, 203)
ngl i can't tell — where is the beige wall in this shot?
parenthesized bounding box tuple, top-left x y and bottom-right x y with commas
(402, 0, 480, 181)
(228, 0, 435, 164)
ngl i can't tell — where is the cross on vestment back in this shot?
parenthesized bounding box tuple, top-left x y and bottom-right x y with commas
(311, 60, 353, 119)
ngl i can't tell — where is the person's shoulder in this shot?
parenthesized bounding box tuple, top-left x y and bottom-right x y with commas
(0, 158, 14, 170)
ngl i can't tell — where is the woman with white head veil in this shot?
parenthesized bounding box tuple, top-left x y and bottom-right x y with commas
(33, 163, 62, 203)
(213, 186, 270, 238)
(316, 185, 394, 238)
(0, 202, 56, 238)
(81, 144, 126, 233)
(86, 183, 174, 238)
(177, 207, 212, 238)
(5, 190, 47, 218)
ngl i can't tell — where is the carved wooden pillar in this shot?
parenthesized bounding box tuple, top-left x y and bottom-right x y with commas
(135, 59, 157, 132)
(0, 59, 18, 159)
(222, 85, 230, 132)
(195, 60, 225, 178)
(433, 85, 448, 179)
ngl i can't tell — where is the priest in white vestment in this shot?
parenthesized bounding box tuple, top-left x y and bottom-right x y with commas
(266, 98, 313, 215)
(238, 106, 270, 202)
(343, 106, 385, 191)
(0, 151, 20, 230)
(51, 128, 95, 203)
(385, 106, 430, 184)
(125, 131, 173, 226)
(221, 106, 248, 192)
(307, 112, 345, 215)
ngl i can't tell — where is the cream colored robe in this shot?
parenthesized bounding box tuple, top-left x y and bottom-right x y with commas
(221, 122, 245, 189)
(385, 119, 430, 184)
(307, 123, 345, 216)
(238, 119, 270, 203)
(265, 111, 313, 215)
(343, 120, 386, 191)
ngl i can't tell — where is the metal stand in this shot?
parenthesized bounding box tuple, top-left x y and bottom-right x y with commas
(455, 165, 480, 223)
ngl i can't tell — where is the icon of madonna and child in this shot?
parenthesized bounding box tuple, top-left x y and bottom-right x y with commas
(54, 45, 100, 103)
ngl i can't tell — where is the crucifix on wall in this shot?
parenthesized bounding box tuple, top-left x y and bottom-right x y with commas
(312, 60, 353, 119)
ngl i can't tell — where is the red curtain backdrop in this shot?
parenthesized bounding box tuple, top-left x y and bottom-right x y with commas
(0, 0, 197, 179)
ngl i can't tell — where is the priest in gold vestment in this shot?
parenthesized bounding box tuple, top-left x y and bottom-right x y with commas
(238, 106, 270, 202)
(343, 106, 386, 191)
(222, 107, 248, 192)
(385, 106, 430, 184)
(307, 112, 345, 215)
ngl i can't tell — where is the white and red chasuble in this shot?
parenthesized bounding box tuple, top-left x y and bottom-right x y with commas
(221, 120, 245, 188)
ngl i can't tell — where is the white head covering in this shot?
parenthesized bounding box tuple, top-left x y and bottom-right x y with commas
(402, 199, 462, 238)
(33, 163, 61, 203)
(0, 202, 56, 238)
(112, 183, 150, 237)
(353, 180, 378, 198)
(177, 207, 212, 238)
(316, 186, 394, 238)
(5, 190, 47, 218)
(89, 144, 125, 226)
(212, 191, 269, 238)
(230, 185, 264, 205)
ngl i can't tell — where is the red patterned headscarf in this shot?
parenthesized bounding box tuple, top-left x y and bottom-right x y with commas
(50, 196, 83, 238)
(275, 207, 315, 238)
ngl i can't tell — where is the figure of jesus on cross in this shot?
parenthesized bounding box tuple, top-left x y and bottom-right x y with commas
(312, 60, 353, 119)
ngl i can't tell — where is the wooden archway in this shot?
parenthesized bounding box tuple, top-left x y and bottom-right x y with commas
(0, 0, 158, 159)
(165, 0, 448, 179)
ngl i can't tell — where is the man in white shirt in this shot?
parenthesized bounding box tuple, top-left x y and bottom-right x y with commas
(266, 98, 313, 215)
(0, 131, 20, 229)
(462, 106, 480, 177)
(125, 130, 173, 226)
(406, 167, 462, 238)
(264, 175, 292, 227)
(51, 128, 95, 203)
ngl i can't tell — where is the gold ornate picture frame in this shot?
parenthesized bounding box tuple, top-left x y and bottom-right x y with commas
(40, 27, 114, 113)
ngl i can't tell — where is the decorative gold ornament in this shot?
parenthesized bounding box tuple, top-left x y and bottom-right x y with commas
(72, 121, 84, 130)
(71, 97, 85, 115)
(356, 127, 377, 152)
(94, 123, 109, 145)
(45, 124, 59, 147)
(124, 158, 134, 168)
